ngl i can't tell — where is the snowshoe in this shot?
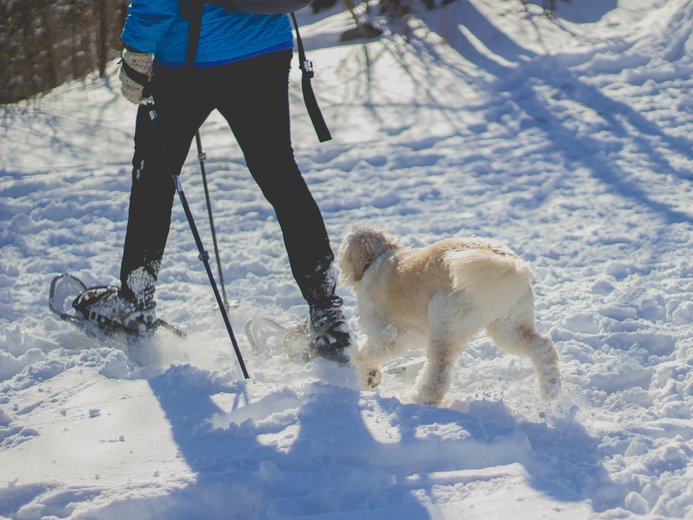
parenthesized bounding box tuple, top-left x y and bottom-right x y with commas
(245, 316, 311, 362)
(49, 274, 185, 347)
(72, 284, 157, 335)
(245, 313, 350, 365)
(244, 315, 424, 374)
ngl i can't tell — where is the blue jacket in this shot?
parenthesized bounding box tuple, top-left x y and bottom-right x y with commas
(121, 0, 293, 67)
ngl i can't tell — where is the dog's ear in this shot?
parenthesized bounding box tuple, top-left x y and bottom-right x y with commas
(338, 233, 371, 286)
(338, 227, 397, 286)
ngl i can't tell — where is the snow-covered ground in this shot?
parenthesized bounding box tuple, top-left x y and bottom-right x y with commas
(1, 0, 691, 518)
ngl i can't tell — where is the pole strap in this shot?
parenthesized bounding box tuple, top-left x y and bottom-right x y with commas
(121, 59, 150, 87)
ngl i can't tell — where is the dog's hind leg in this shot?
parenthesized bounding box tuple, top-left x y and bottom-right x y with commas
(486, 294, 561, 400)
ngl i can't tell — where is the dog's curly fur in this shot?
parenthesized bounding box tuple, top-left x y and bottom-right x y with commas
(338, 225, 561, 406)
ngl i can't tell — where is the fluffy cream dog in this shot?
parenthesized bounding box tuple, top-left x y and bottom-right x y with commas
(338, 226, 561, 406)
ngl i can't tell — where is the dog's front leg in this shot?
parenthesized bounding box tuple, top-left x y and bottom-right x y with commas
(353, 329, 404, 390)
(413, 338, 465, 406)
(353, 343, 384, 390)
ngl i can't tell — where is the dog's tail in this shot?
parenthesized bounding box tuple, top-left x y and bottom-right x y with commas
(446, 249, 532, 318)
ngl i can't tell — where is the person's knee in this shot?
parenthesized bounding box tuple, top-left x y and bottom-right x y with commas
(252, 163, 308, 203)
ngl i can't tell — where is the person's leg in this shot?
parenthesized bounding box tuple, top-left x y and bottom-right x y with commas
(120, 70, 214, 304)
(214, 50, 336, 304)
(213, 51, 350, 358)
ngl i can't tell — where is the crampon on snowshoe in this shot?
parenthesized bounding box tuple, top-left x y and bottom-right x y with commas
(49, 273, 185, 345)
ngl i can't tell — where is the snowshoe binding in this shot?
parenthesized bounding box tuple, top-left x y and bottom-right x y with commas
(49, 273, 185, 347)
(72, 284, 158, 336)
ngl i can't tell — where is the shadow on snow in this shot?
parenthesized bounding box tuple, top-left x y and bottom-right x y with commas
(85, 364, 623, 518)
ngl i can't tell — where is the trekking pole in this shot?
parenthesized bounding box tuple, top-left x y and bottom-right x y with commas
(140, 92, 249, 380)
(194, 131, 230, 310)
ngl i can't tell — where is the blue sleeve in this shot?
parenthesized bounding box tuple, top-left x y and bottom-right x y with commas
(121, 0, 179, 53)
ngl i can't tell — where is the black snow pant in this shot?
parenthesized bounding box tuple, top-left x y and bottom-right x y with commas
(119, 49, 335, 305)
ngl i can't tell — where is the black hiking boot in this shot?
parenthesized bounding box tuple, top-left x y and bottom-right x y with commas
(308, 296, 351, 364)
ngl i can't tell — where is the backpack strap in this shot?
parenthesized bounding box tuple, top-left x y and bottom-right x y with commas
(182, 0, 204, 68)
(179, 0, 191, 18)
(291, 12, 331, 142)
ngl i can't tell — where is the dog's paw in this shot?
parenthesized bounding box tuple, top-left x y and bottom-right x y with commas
(535, 342, 561, 400)
(365, 368, 383, 389)
(412, 387, 444, 407)
(537, 362, 561, 400)
(539, 374, 561, 400)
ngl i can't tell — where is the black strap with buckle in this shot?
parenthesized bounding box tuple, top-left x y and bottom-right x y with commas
(290, 12, 331, 142)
